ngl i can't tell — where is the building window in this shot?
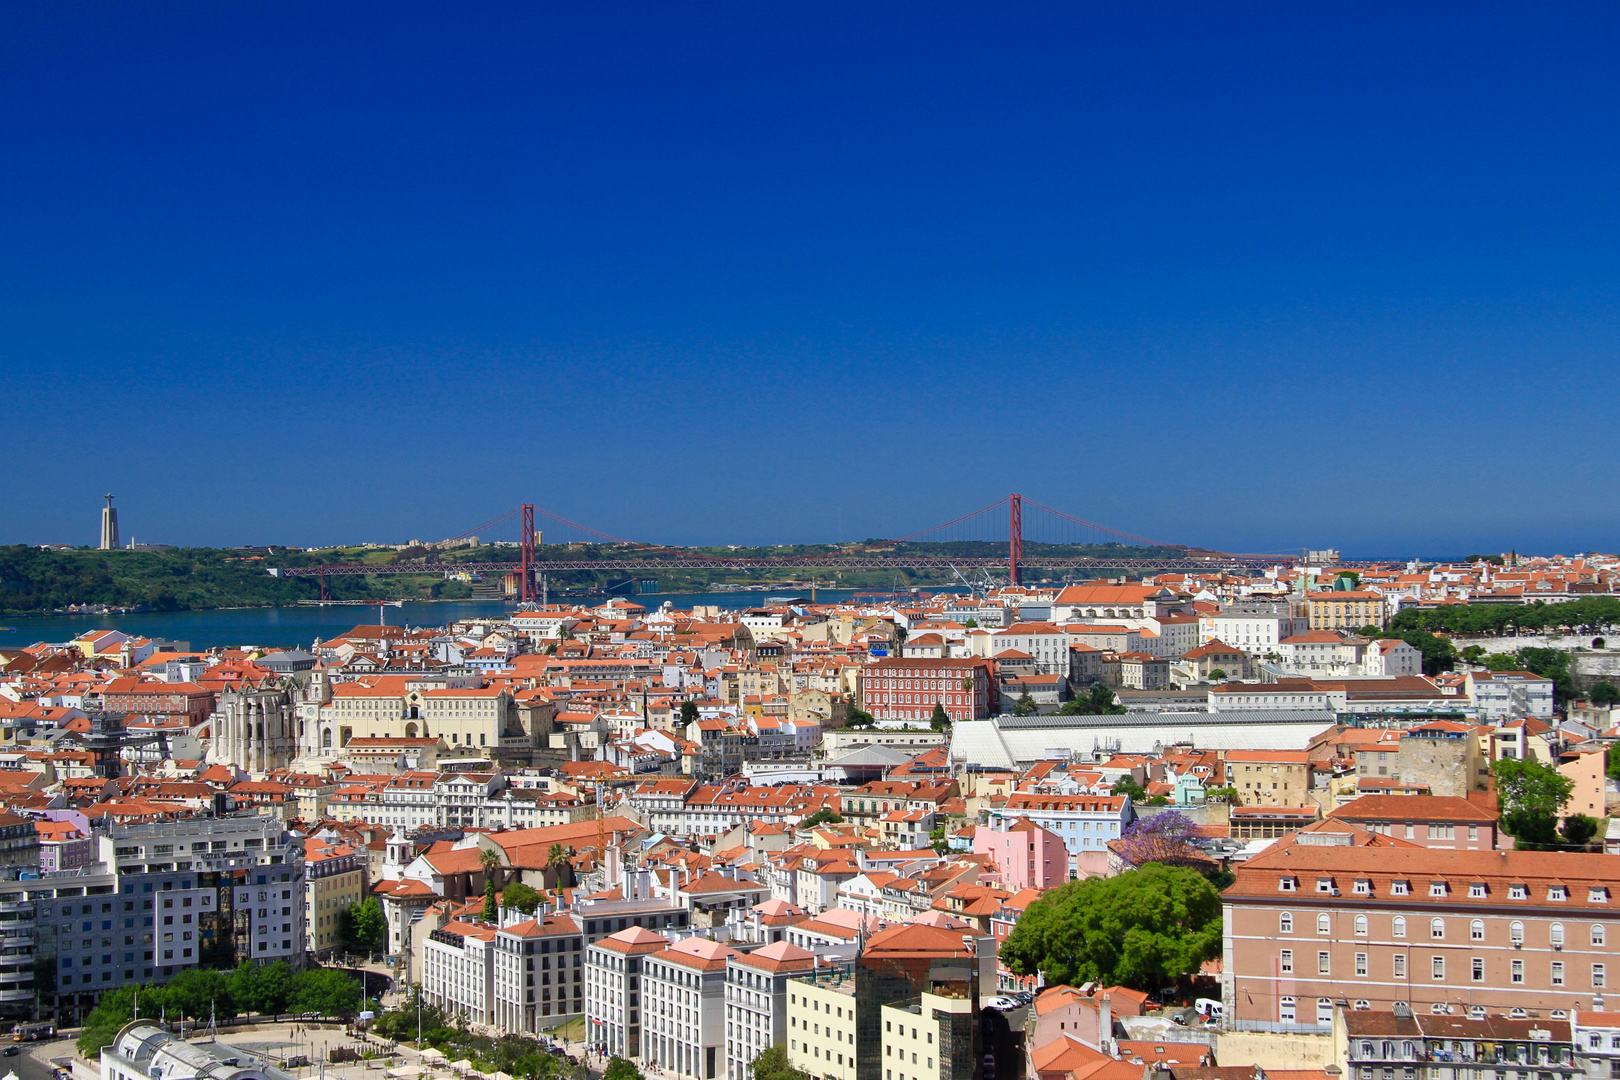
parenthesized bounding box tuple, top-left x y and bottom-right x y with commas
(1393, 917, 1407, 938)
(1472, 958, 1485, 982)
(1391, 881, 1410, 896)
(1430, 882, 1448, 897)
(1550, 886, 1568, 901)
(1596, 964, 1607, 989)
(1471, 920, 1485, 941)
(1432, 918, 1446, 940)
(1591, 888, 1610, 903)
(1552, 961, 1565, 986)
(1319, 951, 1331, 975)
(1356, 953, 1368, 977)
(1594, 925, 1607, 947)
(1280, 877, 1297, 892)
(1279, 997, 1296, 1023)
(1432, 957, 1445, 980)
(1354, 879, 1371, 896)
(1356, 915, 1369, 936)
(1509, 884, 1527, 900)
(1393, 954, 1406, 978)
(1470, 883, 1487, 898)
(1510, 921, 1525, 945)
(1511, 959, 1524, 984)
(1319, 913, 1332, 935)
(1280, 912, 1293, 934)
(1281, 950, 1293, 973)
(1552, 923, 1566, 948)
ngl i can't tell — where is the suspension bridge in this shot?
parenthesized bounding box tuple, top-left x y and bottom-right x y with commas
(274, 494, 1294, 601)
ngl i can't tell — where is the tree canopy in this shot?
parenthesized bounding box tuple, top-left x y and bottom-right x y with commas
(1493, 757, 1575, 849)
(930, 703, 951, 731)
(751, 1045, 812, 1080)
(1059, 685, 1125, 715)
(604, 1059, 644, 1080)
(800, 808, 844, 829)
(501, 881, 543, 914)
(999, 864, 1222, 990)
(341, 896, 388, 954)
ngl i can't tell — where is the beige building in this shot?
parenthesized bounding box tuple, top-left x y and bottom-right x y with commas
(786, 963, 858, 1080)
(1223, 836, 1620, 1028)
(881, 991, 976, 1080)
(1225, 750, 1312, 806)
(1306, 590, 1387, 631)
(305, 835, 365, 956)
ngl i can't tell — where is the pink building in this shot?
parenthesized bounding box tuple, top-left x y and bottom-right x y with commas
(973, 817, 1068, 891)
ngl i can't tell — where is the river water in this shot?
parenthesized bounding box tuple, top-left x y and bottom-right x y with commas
(0, 591, 879, 651)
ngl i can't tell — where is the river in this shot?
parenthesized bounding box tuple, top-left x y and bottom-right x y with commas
(0, 590, 885, 650)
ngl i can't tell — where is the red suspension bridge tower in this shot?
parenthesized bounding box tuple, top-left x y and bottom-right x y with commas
(1008, 493, 1023, 586)
(520, 503, 536, 603)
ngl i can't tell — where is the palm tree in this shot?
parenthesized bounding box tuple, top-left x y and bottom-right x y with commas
(546, 843, 574, 889)
(478, 846, 502, 889)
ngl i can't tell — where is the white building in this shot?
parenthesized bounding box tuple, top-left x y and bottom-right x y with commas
(642, 936, 739, 1080)
(423, 919, 497, 1024)
(103, 1025, 298, 1080)
(586, 925, 672, 1059)
(492, 912, 585, 1035)
(1200, 602, 1307, 656)
(989, 623, 1070, 676)
(724, 940, 819, 1080)
(1466, 669, 1556, 720)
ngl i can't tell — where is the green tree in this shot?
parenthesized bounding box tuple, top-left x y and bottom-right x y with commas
(751, 1044, 812, 1080)
(929, 702, 951, 731)
(482, 876, 498, 921)
(1592, 681, 1620, 707)
(1058, 685, 1125, 716)
(603, 1058, 643, 1080)
(844, 708, 876, 729)
(1111, 775, 1146, 801)
(1561, 814, 1600, 847)
(1206, 668, 1227, 682)
(963, 618, 979, 629)
(501, 880, 543, 914)
(999, 864, 1222, 990)
(77, 986, 143, 1056)
(1012, 689, 1038, 716)
(1493, 757, 1575, 850)
(1609, 744, 1620, 782)
(289, 967, 363, 1018)
(546, 843, 574, 889)
(232, 960, 294, 1015)
(342, 896, 388, 954)
(800, 808, 844, 829)
(679, 700, 700, 726)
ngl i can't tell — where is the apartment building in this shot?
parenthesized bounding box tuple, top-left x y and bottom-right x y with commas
(1467, 671, 1557, 720)
(642, 936, 739, 1080)
(1327, 797, 1499, 850)
(1573, 1011, 1620, 1080)
(1307, 590, 1388, 631)
(786, 961, 858, 1080)
(1225, 750, 1312, 807)
(859, 659, 994, 724)
(880, 990, 977, 1080)
(586, 925, 671, 1059)
(988, 792, 1132, 878)
(1339, 1009, 1576, 1080)
(305, 835, 364, 957)
(424, 919, 498, 1024)
(725, 941, 818, 1080)
(492, 913, 585, 1034)
(1223, 837, 1620, 1029)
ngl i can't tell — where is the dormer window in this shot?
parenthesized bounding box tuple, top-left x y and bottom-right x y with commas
(1592, 887, 1610, 903)
(1469, 883, 1488, 899)
(1430, 882, 1449, 897)
(1317, 878, 1334, 894)
(1509, 884, 1528, 900)
(1279, 876, 1298, 892)
(1550, 885, 1568, 901)
(1391, 880, 1410, 896)
(1353, 879, 1372, 896)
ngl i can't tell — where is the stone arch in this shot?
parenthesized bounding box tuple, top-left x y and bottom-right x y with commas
(405, 722, 418, 739)
(322, 728, 333, 750)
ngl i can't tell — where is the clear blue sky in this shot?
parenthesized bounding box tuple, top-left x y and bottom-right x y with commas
(3, 3, 1617, 558)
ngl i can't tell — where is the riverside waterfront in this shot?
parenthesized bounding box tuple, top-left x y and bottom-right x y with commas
(0, 591, 872, 650)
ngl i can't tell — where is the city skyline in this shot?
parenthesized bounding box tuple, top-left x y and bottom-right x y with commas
(3, 5, 1618, 554)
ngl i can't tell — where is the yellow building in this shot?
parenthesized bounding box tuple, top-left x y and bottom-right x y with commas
(305, 835, 365, 956)
(786, 965, 858, 1080)
(881, 991, 976, 1080)
(1306, 590, 1386, 630)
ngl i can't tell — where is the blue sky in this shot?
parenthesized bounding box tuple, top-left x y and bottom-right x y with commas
(3, 3, 1618, 558)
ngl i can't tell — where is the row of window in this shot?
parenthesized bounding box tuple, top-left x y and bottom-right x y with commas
(1280, 878, 1603, 902)
(1279, 911, 1608, 945)
(1280, 948, 1607, 986)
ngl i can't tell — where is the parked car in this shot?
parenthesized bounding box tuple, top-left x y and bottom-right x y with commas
(985, 997, 1022, 1010)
